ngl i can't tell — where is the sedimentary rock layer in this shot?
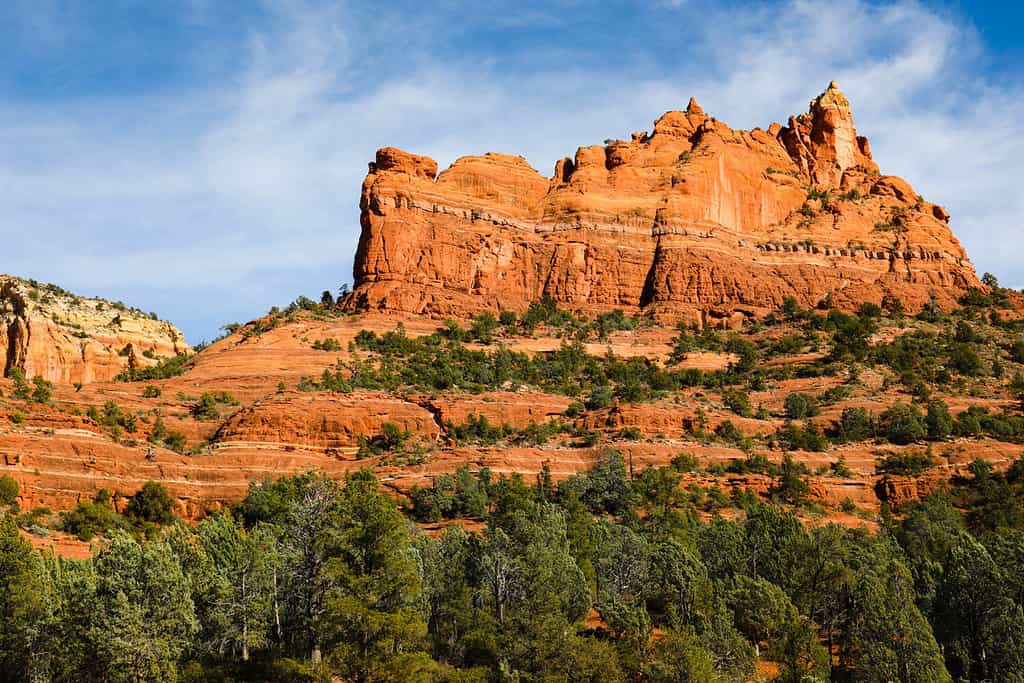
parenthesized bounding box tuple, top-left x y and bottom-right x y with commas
(348, 83, 979, 323)
(0, 276, 190, 384)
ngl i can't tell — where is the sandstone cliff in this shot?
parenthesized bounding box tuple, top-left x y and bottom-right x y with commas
(0, 276, 190, 384)
(348, 82, 979, 323)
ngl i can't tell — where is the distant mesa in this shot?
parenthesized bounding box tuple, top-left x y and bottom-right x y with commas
(345, 82, 978, 326)
(0, 276, 190, 384)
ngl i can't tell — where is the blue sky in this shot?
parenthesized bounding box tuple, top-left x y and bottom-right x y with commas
(2, 0, 1022, 343)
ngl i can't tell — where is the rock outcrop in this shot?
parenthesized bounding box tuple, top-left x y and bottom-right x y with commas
(348, 82, 979, 323)
(0, 276, 190, 384)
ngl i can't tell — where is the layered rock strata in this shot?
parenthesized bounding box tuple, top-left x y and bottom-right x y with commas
(348, 82, 979, 323)
(0, 276, 190, 384)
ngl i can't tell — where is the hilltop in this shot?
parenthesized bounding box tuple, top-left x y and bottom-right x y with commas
(348, 82, 978, 325)
(1, 275, 190, 384)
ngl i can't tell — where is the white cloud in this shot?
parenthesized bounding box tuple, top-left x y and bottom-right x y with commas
(0, 0, 1021, 341)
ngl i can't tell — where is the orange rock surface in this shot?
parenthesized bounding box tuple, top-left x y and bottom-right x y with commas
(1, 276, 190, 384)
(348, 83, 979, 324)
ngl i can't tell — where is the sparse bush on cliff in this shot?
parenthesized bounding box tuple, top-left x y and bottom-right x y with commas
(876, 450, 935, 476)
(0, 476, 19, 506)
(311, 337, 343, 351)
(125, 480, 176, 525)
(116, 352, 193, 382)
(784, 392, 820, 419)
(880, 402, 927, 445)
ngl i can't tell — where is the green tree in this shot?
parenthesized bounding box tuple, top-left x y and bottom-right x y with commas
(726, 575, 792, 657)
(0, 516, 53, 682)
(925, 399, 953, 440)
(784, 392, 820, 419)
(773, 454, 811, 506)
(324, 472, 431, 682)
(772, 613, 829, 683)
(933, 534, 1024, 681)
(195, 512, 277, 662)
(126, 481, 176, 525)
(880, 402, 927, 445)
(87, 531, 199, 682)
(837, 406, 874, 442)
(837, 537, 950, 682)
(644, 627, 719, 682)
(0, 476, 18, 506)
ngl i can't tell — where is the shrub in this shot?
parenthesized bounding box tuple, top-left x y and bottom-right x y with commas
(311, 337, 343, 351)
(715, 420, 745, 445)
(125, 481, 175, 524)
(142, 385, 162, 398)
(448, 414, 506, 445)
(925, 400, 953, 440)
(357, 422, 410, 457)
(877, 451, 934, 476)
(0, 475, 19, 505)
(948, 342, 983, 376)
(191, 393, 220, 420)
(723, 389, 753, 418)
(8, 368, 31, 400)
(776, 421, 828, 452)
(59, 492, 127, 540)
(879, 402, 927, 445)
(1011, 339, 1024, 364)
(671, 453, 699, 472)
(830, 455, 852, 478)
(116, 353, 192, 382)
(616, 426, 643, 441)
(30, 376, 52, 404)
(784, 392, 820, 419)
(469, 313, 500, 344)
(773, 454, 811, 505)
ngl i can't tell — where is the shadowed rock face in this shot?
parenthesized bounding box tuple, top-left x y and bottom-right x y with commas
(0, 276, 190, 384)
(348, 82, 980, 325)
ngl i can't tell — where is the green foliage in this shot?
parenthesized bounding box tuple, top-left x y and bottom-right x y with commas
(59, 490, 129, 540)
(783, 391, 820, 419)
(877, 451, 935, 476)
(148, 415, 187, 453)
(88, 400, 138, 436)
(117, 353, 193, 381)
(837, 407, 874, 442)
(126, 481, 176, 525)
(0, 475, 18, 506)
(1010, 338, 1024, 363)
(0, 515, 54, 680)
(775, 420, 828, 451)
(925, 399, 954, 440)
(142, 384, 162, 398)
(191, 392, 223, 420)
(6, 368, 51, 403)
(880, 402, 927, 444)
(410, 466, 490, 522)
(773, 454, 811, 505)
(356, 421, 410, 458)
(310, 337, 342, 351)
(722, 389, 752, 417)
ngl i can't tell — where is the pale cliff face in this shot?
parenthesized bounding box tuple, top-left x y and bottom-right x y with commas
(347, 83, 979, 324)
(0, 276, 190, 384)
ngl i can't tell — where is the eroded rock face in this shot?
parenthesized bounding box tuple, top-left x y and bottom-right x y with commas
(0, 276, 190, 384)
(348, 82, 979, 322)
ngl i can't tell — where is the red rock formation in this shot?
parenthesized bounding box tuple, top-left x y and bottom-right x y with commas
(0, 276, 189, 385)
(348, 82, 979, 323)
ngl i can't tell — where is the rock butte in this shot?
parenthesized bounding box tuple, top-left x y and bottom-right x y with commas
(347, 82, 979, 325)
(0, 276, 190, 384)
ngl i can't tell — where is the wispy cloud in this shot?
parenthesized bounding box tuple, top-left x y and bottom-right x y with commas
(0, 0, 1020, 341)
